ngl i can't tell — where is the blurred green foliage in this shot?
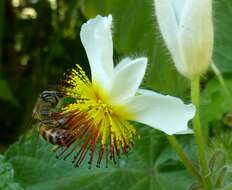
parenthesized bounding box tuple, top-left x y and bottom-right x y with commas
(213, 0, 232, 73)
(1, 0, 232, 189)
(0, 0, 88, 147)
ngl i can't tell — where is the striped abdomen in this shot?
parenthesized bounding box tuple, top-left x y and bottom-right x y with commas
(39, 125, 70, 146)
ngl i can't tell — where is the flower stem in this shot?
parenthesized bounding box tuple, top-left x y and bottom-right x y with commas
(191, 75, 212, 190)
(166, 135, 202, 183)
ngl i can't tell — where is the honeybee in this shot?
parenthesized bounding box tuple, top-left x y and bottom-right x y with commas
(33, 91, 72, 146)
(32, 91, 95, 167)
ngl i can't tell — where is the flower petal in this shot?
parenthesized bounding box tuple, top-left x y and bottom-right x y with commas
(123, 90, 195, 135)
(137, 88, 164, 97)
(114, 58, 132, 75)
(170, 0, 187, 23)
(80, 15, 114, 92)
(175, 128, 194, 135)
(155, 0, 187, 75)
(178, 0, 214, 76)
(110, 58, 147, 103)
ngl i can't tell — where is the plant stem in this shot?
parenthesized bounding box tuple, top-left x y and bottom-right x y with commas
(166, 135, 202, 183)
(211, 64, 232, 108)
(191, 75, 212, 190)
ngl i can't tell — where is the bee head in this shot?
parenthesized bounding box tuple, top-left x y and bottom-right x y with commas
(40, 91, 62, 106)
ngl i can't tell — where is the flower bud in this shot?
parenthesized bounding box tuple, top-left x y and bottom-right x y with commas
(155, 0, 214, 78)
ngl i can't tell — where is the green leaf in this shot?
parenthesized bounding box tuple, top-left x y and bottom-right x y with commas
(4, 126, 195, 190)
(0, 78, 17, 105)
(200, 75, 232, 130)
(0, 154, 24, 190)
(213, 0, 232, 73)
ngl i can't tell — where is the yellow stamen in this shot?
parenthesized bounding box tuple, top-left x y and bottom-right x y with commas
(58, 64, 137, 168)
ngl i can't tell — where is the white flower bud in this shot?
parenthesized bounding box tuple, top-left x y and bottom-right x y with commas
(155, 0, 214, 78)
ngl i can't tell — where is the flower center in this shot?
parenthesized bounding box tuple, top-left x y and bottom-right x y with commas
(55, 65, 138, 168)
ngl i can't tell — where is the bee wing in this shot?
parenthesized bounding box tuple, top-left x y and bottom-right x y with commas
(22, 97, 42, 155)
(30, 122, 41, 155)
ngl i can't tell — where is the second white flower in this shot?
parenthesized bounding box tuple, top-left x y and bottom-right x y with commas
(155, 0, 214, 77)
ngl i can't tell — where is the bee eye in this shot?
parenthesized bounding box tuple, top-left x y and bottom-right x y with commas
(40, 91, 53, 99)
(40, 91, 51, 99)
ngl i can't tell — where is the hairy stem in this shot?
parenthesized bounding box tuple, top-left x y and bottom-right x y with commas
(166, 135, 202, 184)
(191, 75, 212, 190)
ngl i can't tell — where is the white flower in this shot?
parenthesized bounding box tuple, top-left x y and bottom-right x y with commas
(155, 0, 214, 77)
(79, 14, 195, 135)
(58, 15, 195, 168)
